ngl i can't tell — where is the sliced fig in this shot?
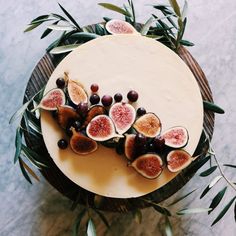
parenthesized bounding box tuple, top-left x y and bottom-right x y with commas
(70, 129, 97, 155)
(130, 154, 163, 179)
(57, 105, 80, 129)
(162, 126, 189, 148)
(86, 115, 122, 141)
(105, 19, 138, 35)
(124, 134, 136, 160)
(39, 88, 65, 111)
(82, 105, 106, 128)
(67, 79, 88, 105)
(133, 113, 161, 138)
(109, 102, 136, 134)
(167, 150, 192, 172)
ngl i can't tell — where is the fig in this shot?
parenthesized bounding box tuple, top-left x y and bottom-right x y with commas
(86, 115, 122, 141)
(133, 113, 161, 138)
(105, 19, 138, 35)
(38, 88, 65, 111)
(109, 102, 136, 134)
(130, 154, 163, 179)
(57, 105, 80, 129)
(70, 129, 98, 155)
(167, 150, 192, 172)
(162, 126, 189, 148)
(67, 79, 88, 105)
(124, 134, 136, 160)
(82, 105, 106, 128)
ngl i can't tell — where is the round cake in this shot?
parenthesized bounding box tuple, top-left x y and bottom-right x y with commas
(41, 34, 203, 198)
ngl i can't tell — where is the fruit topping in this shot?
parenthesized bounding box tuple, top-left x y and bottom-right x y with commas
(57, 139, 68, 149)
(130, 154, 163, 179)
(101, 95, 113, 106)
(114, 93, 123, 102)
(167, 150, 192, 172)
(127, 90, 138, 102)
(133, 113, 161, 138)
(90, 83, 99, 93)
(137, 107, 146, 116)
(76, 102, 89, 117)
(152, 136, 165, 152)
(90, 94, 100, 105)
(109, 102, 136, 134)
(162, 126, 189, 149)
(56, 77, 66, 89)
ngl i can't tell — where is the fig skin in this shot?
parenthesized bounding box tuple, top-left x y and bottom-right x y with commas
(130, 153, 163, 179)
(162, 126, 189, 149)
(70, 129, 98, 155)
(124, 134, 136, 160)
(167, 149, 192, 172)
(57, 105, 81, 129)
(133, 113, 161, 138)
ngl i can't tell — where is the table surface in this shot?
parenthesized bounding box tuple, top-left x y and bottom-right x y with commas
(1, 0, 236, 235)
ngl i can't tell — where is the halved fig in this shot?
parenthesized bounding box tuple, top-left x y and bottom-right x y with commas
(105, 19, 138, 35)
(124, 134, 136, 160)
(57, 105, 80, 129)
(130, 154, 163, 179)
(82, 105, 106, 128)
(162, 126, 189, 148)
(70, 129, 97, 155)
(109, 102, 136, 134)
(38, 88, 65, 111)
(86, 115, 122, 141)
(133, 113, 161, 138)
(67, 79, 88, 105)
(167, 150, 192, 172)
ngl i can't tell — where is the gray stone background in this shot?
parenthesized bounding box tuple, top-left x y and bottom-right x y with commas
(1, 0, 236, 235)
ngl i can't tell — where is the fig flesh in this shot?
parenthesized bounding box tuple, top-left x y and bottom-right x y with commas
(162, 126, 189, 148)
(70, 129, 97, 155)
(57, 105, 80, 129)
(105, 19, 138, 35)
(133, 113, 161, 138)
(67, 79, 88, 105)
(39, 88, 65, 111)
(86, 115, 122, 141)
(130, 154, 163, 179)
(109, 102, 136, 134)
(124, 134, 136, 160)
(167, 150, 192, 172)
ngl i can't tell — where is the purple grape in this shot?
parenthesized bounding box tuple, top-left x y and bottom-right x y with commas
(90, 94, 100, 105)
(102, 95, 113, 106)
(135, 133, 147, 147)
(76, 102, 88, 116)
(90, 83, 99, 92)
(73, 120, 81, 131)
(137, 107, 146, 116)
(57, 139, 68, 149)
(56, 77, 66, 88)
(114, 93, 123, 102)
(127, 90, 138, 102)
(153, 137, 165, 151)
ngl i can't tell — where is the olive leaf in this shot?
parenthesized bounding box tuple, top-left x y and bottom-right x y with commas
(69, 32, 100, 42)
(153, 204, 171, 216)
(51, 13, 68, 22)
(199, 166, 217, 177)
(24, 22, 43, 33)
(234, 201, 236, 222)
(164, 216, 173, 236)
(72, 209, 87, 236)
(203, 101, 225, 114)
(30, 14, 49, 24)
(208, 186, 227, 214)
(168, 0, 181, 17)
(128, 0, 136, 24)
(95, 24, 105, 36)
(140, 17, 154, 35)
(87, 218, 96, 236)
(14, 127, 22, 163)
(50, 44, 80, 54)
(94, 209, 110, 228)
(9, 101, 31, 124)
(19, 157, 32, 184)
(47, 24, 75, 31)
(223, 164, 236, 168)
(176, 208, 212, 215)
(179, 39, 194, 46)
(21, 159, 40, 182)
(211, 196, 236, 226)
(209, 175, 222, 188)
(46, 31, 66, 52)
(41, 28, 53, 39)
(181, 0, 188, 19)
(98, 3, 131, 17)
(132, 209, 142, 224)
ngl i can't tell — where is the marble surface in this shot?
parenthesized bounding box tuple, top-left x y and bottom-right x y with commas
(1, 0, 236, 235)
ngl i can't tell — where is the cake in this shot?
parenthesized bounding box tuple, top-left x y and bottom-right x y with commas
(40, 34, 203, 198)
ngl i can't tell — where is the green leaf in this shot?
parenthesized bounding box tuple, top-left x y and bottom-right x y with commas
(153, 204, 171, 216)
(169, 0, 181, 17)
(24, 22, 42, 33)
(51, 13, 68, 21)
(31, 15, 49, 23)
(87, 218, 96, 236)
(176, 208, 211, 215)
(50, 44, 80, 54)
(200, 185, 210, 199)
(234, 201, 236, 222)
(211, 196, 236, 226)
(223, 164, 236, 168)
(72, 209, 86, 236)
(140, 17, 154, 35)
(98, 3, 131, 17)
(9, 101, 31, 124)
(209, 175, 222, 188)
(94, 209, 110, 228)
(165, 216, 173, 236)
(128, 0, 136, 24)
(19, 157, 32, 184)
(47, 24, 75, 31)
(203, 101, 225, 114)
(103, 17, 112, 22)
(69, 32, 100, 42)
(182, 0, 188, 19)
(132, 209, 142, 224)
(95, 24, 105, 35)
(41, 28, 53, 39)
(199, 166, 217, 177)
(14, 127, 22, 163)
(180, 39, 194, 46)
(209, 187, 227, 214)
(168, 189, 197, 206)
(46, 31, 66, 52)
(58, 3, 81, 30)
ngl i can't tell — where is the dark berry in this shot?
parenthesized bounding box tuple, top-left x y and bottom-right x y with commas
(135, 133, 147, 147)
(51, 110, 58, 119)
(153, 137, 165, 151)
(147, 142, 154, 152)
(73, 120, 81, 131)
(137, 107, 146, 116)
(90, 83, 99, 92)
(76, 102, 88, 116)
(65, 126, 73, 137)
(114, 93, 123, 102)
(57, 139, 68, 149)
(101, 95, 113, 106)
(127, 90, 138, 102)
(56, 77, 66, 88)
(89, 94, 100, 105)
